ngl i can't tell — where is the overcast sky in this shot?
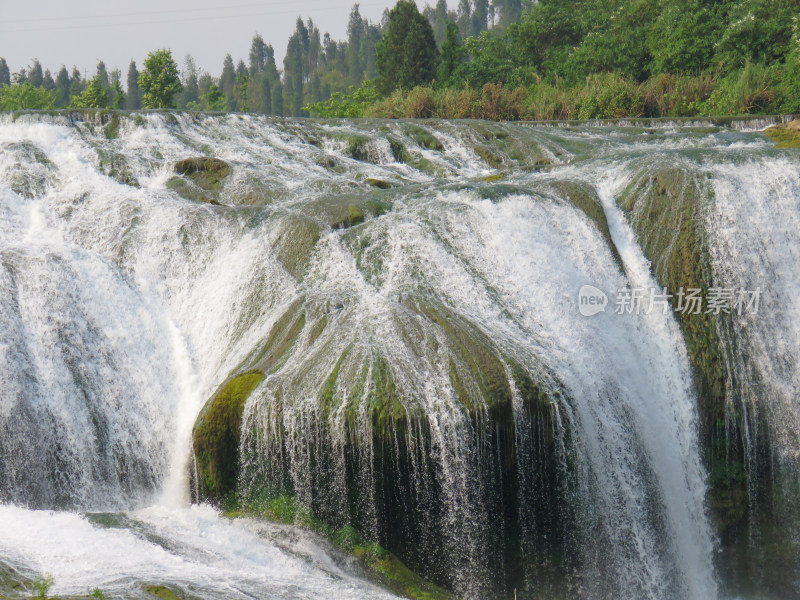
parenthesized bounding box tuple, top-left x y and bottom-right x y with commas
(0, 0, 424, 79)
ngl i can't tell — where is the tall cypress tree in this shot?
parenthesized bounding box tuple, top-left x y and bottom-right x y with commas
(283, 34, 305, 116)
(346, 5, 364, 84)
(28, 59, 44, 87)
(126, 60, 142, 109)
(0, 58, 10, 87)
(375, 0, 440, 94)
(54, 66, 70, 106)
(249, 34, 268, 75)
(42, 69, 55, 91)
(220, 54, 236, 109)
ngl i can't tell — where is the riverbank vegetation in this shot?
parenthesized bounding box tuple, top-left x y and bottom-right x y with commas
(2, 0, 798, 119)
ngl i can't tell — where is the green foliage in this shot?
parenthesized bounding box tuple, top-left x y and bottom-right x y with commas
(139, 49, 183, 109)
(304, 78, 381, 117)
(705, 61, 778, 114)
(0, 82, 56, 110)
(376, 0, 439, 95)
(648, 1, 722, 75)
(575, 72, 645, 119)
(436, 21, 463, 84)
(72, 74, 109, 108)
(32, 575, 54, 599)
(201, 84, 228, 112)
(91, 588, 106, 599)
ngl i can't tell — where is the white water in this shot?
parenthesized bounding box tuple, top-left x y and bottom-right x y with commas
(1, 113, 780, 599)
(708, 156, 800, 461)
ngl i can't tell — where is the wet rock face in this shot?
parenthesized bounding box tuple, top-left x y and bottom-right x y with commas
(168, 157, 232, 204)
(192, 370, 265, 504)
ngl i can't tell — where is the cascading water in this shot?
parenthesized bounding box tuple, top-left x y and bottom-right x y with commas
(0, 111, 796, 599)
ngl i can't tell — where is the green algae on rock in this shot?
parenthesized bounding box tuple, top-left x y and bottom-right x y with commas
(168, 157, 231, 204)
(764, 119, 800, 149)
(192, 370, 265, 503)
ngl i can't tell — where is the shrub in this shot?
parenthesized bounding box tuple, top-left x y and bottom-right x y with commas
(705, 62, 778, 114)
(575, 72, 644, 119)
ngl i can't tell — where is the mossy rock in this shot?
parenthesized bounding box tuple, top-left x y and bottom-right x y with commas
(764, 119, 800, 149)
(403, 124, 444, 151)
(169, 157, 231, 203)
(192, 370, 265, 503)
(618, 164, 749, 537)
(542, 179, 622, 267)
(166, 176, 218, 204)
(298, 194, 390, 231)
(365, 178, 392, 189)
(271, 215, 321, 279)
(356, 545, 458, 600)
(97, 147, 139, 187)
(1, 141, 57, 198)
(144, 585, 182, 600)
(474, 144, 504, 168)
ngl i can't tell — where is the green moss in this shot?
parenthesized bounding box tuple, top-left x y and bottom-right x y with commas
(474, 144, 504, 168)
(357, 545, 457, 600)
(166, 176, 218, 204)
(96, 148, 139, 187)
(618, 165, 745, 532)
(764, 121, 800, 149)
(144, 585, 181, 600)
(169, 157, 231, 203)
(225, 497, 455, 600)
(404, 124, 444, 151)
(365, 178, 392, 189)
(406, 298, 511, 412)
(103, 114, 120, 139)
(272, 215, 320, 279)
(192, 370, 265, 503)
(544, 179, 622, 267)
(481, 172, 507, 182)
(348, 204, 364, 225)
(251, 298, 306, 373)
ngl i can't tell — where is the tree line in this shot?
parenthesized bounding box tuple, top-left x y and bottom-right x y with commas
(1, 0, 799, 119)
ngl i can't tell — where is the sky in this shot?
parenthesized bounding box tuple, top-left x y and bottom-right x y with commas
(0, 0, 416, 79)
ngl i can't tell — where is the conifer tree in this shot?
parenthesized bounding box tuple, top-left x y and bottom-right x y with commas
(54, 66, 70, 106)
(375, 0, 439, 94)
(0, 58, 10, 87)
(28, 59, 44, 87)
(126, 61, 142, 109)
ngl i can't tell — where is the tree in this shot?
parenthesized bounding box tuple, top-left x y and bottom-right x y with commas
(203, 84, 228, 111)
(72, 74, 109, 108)
(0, 83, 56, 110)
(220, 54, 236, 109)
(178, 54, 200, 108)
(54, 67, 70, 106)
(42, 69, 55, 91)
(126, 61, 142, 109)
(111, 79, 125, 109)
(0, 58, 9, 87)
(437, 21, 463, 84)
(28, 59, 44, 87)
(375, 0, 440, 95)
(139, 49, 183, 108)
(249, 33, 269, 75)
(471, 0, 489, 37)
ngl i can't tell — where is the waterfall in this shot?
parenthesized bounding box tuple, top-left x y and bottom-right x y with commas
(1, 111, 796, 599)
